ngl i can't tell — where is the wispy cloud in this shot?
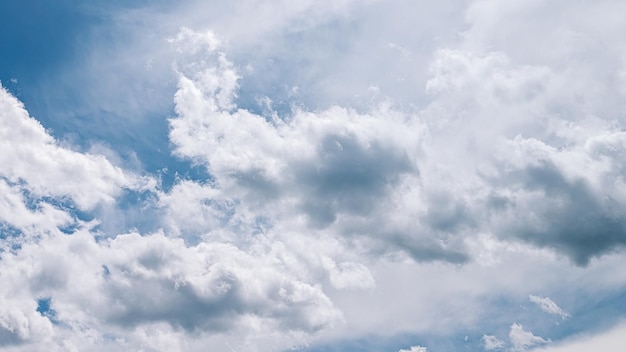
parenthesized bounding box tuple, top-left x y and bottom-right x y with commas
(529, 295, 570, 319)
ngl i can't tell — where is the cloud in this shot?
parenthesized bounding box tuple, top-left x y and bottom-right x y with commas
(399, 346, 428, 352)
(165, 16, 626, 272)
(0, 297, 53, 347)
(483, 334, 505, 350)
(509, 323, 550, 351)
(420, 42, 626, 265)
(167, 27, 469, 264)
(0, 85, 147, 210)
(0, 228, 343, 349)
(528, 295, 570, 319)
(3, 0, 626, 350)
(0, 84, 347, 350)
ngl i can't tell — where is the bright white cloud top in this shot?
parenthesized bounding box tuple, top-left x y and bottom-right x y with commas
(1, 0, 626, 351)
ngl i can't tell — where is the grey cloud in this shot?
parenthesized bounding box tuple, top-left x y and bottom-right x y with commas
(231, 169, 283, 204)
(389, 234, 469, 264)
(103, 271, 336, 334)
(168, 28, 475, 264)
(490, 159, 626, 266)
(95, 234, 340, 334)
(294, 133, 414, 227)
(0, 321, 28, 347)
(4, 0, 626, 350)
(423, 191, 474, 234)
(105, 276, 244, 332)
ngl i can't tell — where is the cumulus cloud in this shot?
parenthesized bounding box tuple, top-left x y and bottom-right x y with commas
(0, 86, 143, 210)
(3, 0, 626, 350)
(167, 27, 469, 264)
(529, 295, 570, 319)
(0, 228, 343, 349)
(165, 15, 626, 273)
(421, 45, 626, 265)
(0, 84, 345, 349)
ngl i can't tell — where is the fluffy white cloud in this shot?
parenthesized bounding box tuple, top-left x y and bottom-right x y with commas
(0, 297, 53, 347)
(0, 179, 73, 241)
(0, 228, 343, 349)
(167, 27, 471, 264)
(0, 86, 144, 210)
(0, 85, 346, 350)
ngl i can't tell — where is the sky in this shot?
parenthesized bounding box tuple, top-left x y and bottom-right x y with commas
(1, 0, 626, 351)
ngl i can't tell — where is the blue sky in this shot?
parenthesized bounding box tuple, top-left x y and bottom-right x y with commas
(1, 1, 626, 351)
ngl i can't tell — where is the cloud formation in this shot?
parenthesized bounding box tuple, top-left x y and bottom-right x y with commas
(167, 27, 468, 264)
(0, 86, 140, 210)
(483, 334, 505, 351)
(509, 323, 550, 351)
(529, 295, 570, 319)
(2, 0, 626, 351)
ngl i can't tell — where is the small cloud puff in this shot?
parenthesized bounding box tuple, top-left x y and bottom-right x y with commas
(399, 345, 428, 352)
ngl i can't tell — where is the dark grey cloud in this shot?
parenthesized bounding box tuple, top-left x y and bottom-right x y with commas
(105, 276, 244, 332)
(294, 133, 414, 227)
(490, 160, 626, 266)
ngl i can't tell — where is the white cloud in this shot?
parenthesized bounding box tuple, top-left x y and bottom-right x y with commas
(483, 335, 505, 350)
(3, 0, 626, 350)
(0, 179, 73, 240)
(528, 295, 570, 319)
(167, 27, 471, 264)
(321, 257, 375, 290)
(509, 323, 550, 351)
(399, 345, 428, 352)
(0, 86, 146, 211)
(0, 297, 53, 347)
(0, 228, 343, 350)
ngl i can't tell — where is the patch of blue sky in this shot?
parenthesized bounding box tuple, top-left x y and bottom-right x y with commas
(20, 188, 89, 219)
(0, 222, 22, 240)
(551, 288, 626, 342)
(36, 297, 59, 325)
(0, 1, 91, 87)
(0, 0, 179, 86)
(101, 264, 111, 278)
(0, 0, 210, 192)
